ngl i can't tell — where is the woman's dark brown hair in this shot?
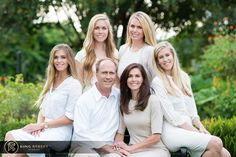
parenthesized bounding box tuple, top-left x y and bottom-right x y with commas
(120, 63, 152, 114)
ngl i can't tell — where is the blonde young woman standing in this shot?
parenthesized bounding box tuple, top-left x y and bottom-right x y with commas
(117, 11, 156, 81)
(151, 41, 231, 157)
(75, 13, 117, 92)
(4, 44, 82, 157)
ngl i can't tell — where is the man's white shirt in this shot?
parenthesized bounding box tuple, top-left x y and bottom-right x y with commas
(72, 85, 120, 148)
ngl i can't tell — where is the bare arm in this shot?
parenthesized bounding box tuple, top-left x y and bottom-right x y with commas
(75, 60, 84, 84)
(37, 111, 45, 124)
(43, 116, 72, 128)
(23, 116, 72, 134)
(130, 134, 160, 153)
(114, 132, 124, 142)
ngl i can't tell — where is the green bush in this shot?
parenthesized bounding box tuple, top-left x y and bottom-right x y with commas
(0, 118, 35, 140)
(193, 74, 236, 119)
(0, 74, 42, 123)
(203, 117, 236, 157)
(192, 35, 236, 119)
(200, 35, 236, 80)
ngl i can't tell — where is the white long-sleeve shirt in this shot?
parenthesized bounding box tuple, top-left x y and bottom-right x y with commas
(151, 72, 199, 127)
(72, 85, 120, 148)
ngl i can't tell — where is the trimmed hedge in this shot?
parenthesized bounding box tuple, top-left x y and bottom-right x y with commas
(0, 117, 235, 156)
(203, 117, 236, 156)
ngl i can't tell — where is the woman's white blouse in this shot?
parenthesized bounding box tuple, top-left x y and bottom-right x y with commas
(151, 72, 199, 126)
(40, 76, 82, 120)
(117, 43, 155, 80)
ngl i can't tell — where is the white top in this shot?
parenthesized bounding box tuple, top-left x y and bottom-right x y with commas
(117, 43, 155, 80)
(72, 84, 120, 148)
(75, 49, 118, 92)
(151, 72, 199, 127)
(40, 76, 82, 121)
(10, 76, 82, 154)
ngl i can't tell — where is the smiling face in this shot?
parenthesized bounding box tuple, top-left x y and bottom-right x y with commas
(127, 68, 143, 93)
(93, 19, 109, 43)
(96, 59, 116, 92)
(53, 50, 69, 73)
(157, 47, 174, 75)
(128, 17, 144, 42)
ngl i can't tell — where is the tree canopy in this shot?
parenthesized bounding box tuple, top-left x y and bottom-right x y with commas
(0, 0, 236, 81)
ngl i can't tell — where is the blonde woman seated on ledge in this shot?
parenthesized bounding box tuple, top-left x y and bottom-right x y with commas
(151, 41, 231, 157)
(4, 44, 82, 157)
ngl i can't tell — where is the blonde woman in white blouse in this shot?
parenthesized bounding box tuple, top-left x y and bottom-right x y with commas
(4, 44, 82, 157)
(151, 41, 231, 157)
(75, 14, 117, 92)
(117, 11, 156, 81)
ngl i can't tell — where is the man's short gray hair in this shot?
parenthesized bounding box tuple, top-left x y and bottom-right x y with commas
(95, 58, 118, 73)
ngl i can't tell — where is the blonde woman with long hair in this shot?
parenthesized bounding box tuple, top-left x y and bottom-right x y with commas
(151, 41, 231, 157)
(117, 11, 156, 81)
(75, 13, 117, 92)
(4, 44, 82, 157)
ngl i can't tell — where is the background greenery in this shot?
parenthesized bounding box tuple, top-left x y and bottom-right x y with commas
(0, 0, 236, 156)
(203, 117, 236, 157)
(0, 74, 42, 123)
(1, 0, 236, 81)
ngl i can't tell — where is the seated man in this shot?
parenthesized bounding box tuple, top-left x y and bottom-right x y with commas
(70, 58, 128, 157)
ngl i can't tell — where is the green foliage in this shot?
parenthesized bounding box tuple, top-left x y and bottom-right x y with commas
(211, 81, 236, 118)
(0, 23, 79, 82)
(192, 35, 236, 119)
(194, 77, 236, 119)
(191, 74, 217, 118)
(203, 117, 236, 157)
(0, 74, 42, 123)
(200, 35, 236, 80)
(170, 30, 208, 69)
(1, 0, 236, 81)
(0, 118, 35, 141)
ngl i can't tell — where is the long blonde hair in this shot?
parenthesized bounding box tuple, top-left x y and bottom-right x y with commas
(35, 43, 78, 107)
(152, 41, 191, 96)
(83, 13, 116, 85)
(126, 11, 156, 46)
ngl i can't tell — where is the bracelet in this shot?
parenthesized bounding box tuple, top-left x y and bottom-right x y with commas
(43, 122, 49, 129)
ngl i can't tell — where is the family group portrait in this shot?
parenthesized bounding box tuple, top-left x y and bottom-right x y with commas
(0, 0, 235, 157)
